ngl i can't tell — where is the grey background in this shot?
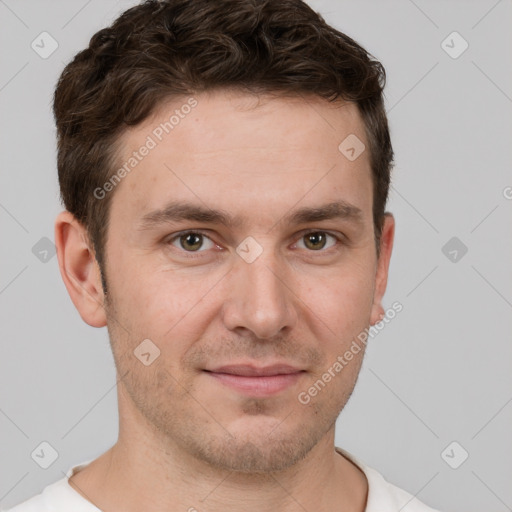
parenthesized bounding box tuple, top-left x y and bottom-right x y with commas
(1, 0, 511, 511)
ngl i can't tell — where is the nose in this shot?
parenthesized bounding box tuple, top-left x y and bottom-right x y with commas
(221, 251, 298, 340)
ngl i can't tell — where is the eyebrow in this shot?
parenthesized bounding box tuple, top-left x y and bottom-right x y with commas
(137, 200, 364, 231)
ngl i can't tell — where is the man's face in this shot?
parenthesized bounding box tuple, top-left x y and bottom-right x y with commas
(100, 90, 392, 473)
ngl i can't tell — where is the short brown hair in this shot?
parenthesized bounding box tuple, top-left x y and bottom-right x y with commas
(54, 0, 393, 286)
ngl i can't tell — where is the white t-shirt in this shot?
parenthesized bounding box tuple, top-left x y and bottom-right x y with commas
(3, 447, 441, 512)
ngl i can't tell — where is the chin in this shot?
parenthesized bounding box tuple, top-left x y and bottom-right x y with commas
(183, 417, 324, 474)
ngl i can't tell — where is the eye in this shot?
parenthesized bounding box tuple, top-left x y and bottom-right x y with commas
(295, 231, 339, 251)
(168, 231, 216, 252)
(165, 229, 343, 258)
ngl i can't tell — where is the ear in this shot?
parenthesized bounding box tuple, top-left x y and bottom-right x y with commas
(369, 213, 395, 326)
(54, 210, 107, 328)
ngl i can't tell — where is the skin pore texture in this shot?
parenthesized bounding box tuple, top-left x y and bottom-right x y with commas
(55, 89, 395, 512)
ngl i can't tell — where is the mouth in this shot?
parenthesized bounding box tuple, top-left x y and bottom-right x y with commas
(203, 363, 306, 397)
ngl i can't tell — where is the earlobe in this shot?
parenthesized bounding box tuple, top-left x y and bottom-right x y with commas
(369, 213, 395, 326)
(54, 211, 107, 328)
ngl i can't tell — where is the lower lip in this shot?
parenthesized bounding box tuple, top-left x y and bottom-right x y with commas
(205, 371, 304, 397)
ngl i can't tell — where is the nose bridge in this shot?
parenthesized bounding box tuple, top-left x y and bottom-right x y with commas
(222, 243, 297, 338)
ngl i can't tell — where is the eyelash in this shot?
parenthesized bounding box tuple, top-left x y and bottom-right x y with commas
(165, 229, 346, 258)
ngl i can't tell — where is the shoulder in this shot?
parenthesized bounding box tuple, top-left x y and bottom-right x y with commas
(2, 462, 99, 512)
(2, 478, 64, 512)
(335, 446, 443, 512)
(365, 465, 441, 512)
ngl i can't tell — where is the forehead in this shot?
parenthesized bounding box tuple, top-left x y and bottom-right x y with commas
(109, 90, 373, 230)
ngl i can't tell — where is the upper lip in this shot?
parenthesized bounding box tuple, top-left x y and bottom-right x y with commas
(205, 364, 304, 377)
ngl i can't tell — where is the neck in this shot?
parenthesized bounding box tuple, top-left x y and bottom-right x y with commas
(68, 390, 368, 512)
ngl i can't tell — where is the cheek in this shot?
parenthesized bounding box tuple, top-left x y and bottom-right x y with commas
(109, 257, 221, 355)
(299, 258, 375, 329)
